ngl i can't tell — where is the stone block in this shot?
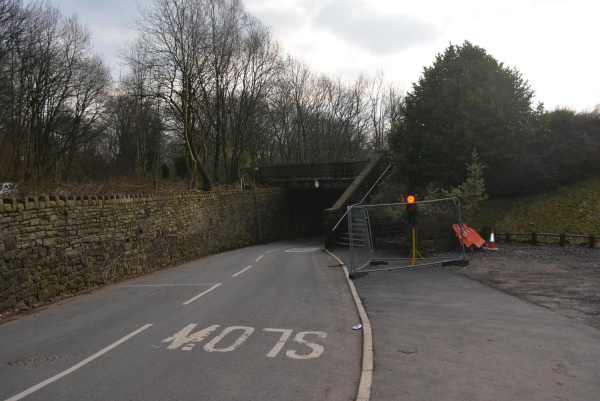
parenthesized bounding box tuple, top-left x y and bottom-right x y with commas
(3, 234, 17, 251)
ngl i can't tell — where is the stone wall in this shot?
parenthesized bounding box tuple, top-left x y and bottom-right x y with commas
(0, 189, 300, 313)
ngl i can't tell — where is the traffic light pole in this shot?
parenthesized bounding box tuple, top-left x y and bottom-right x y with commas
(406, 226, 428, 266)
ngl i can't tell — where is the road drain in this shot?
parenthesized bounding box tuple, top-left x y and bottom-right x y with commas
(1, 352, 71, 369)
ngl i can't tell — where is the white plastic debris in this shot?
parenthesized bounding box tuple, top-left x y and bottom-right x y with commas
(352, 324, 362, 330)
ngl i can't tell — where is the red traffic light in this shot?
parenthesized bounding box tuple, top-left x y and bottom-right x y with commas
(406, 195, 415, 203)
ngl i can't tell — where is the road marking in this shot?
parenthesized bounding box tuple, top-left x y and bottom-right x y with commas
(285, 244, 300, 249)
(182, 283, 222, 305)
(162, 324, 220, 350)
(232, 265, 252, 277)
(161, 324, 327, 359)
(5, 324, 153, 401)
(266, 249, 279, 254)
(286, 331, 327, 359)
(263, 328, 293, 357)
(125, 284, 219, 287)
(204, 326, 255, 352)
(285, 248, 320, 253)
(255, 255, 263, 262)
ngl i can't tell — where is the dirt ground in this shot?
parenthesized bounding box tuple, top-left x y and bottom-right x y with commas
(443, 242, 600, 330)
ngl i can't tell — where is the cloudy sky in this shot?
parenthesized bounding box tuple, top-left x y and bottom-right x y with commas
(52, 0, 599, 111)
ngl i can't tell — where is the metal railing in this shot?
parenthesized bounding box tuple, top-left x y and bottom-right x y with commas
(330, 163, 394, 233)
(497, 232, 599, 248)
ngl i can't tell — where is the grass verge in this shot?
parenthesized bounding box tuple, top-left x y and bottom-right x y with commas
(471, 175, 600, 236)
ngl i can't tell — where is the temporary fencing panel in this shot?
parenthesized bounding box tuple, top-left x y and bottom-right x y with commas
(346, 198, 466, 277)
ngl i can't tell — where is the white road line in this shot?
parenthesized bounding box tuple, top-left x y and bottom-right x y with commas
(266, 249, 279, 254)
(255, 255, 263, 262)
(263, 328, 293, 357)
(5, 324, 153, 401)
(182, 283, 222, 305)
(125, 284, 219, 287)
(232, 265, 252, 278)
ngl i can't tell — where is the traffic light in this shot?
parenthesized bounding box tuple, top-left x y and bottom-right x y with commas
(406, 194, 418, 226)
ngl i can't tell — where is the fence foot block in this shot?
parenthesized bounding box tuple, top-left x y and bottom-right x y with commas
(349, 272, 369, 280)
(442, 260, 470, 267)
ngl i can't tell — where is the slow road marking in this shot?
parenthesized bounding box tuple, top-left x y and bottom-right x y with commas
(204, 326, 255, 353)
(161, 324, 327, 359)
(5, 324, 153, 401)
(182, 283, 222, 305)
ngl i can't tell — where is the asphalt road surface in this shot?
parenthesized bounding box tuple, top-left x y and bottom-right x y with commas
(0, 239, 361, 401)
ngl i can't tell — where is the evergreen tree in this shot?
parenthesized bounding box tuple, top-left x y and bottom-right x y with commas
(388, 41, 536, 189)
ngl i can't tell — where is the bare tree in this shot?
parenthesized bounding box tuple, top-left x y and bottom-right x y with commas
(132, 0, 213, 189)
(0, 2, 112, 182)
(224, 14, 281, 180)
(368, 71, 404, 150)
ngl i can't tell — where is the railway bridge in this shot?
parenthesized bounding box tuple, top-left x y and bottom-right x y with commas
(241, 150, 392, 236)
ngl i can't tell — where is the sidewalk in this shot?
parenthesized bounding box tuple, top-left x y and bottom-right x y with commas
(352, 266, 600, 401)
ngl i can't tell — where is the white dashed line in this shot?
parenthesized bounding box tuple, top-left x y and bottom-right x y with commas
(232, 265, 252, 278)
(182, 283, 222, 305)
(266, 249, 279, 254)
(255, 255, 263, 262)
(125, 284, 220, 287)
(5, 324, 153, 401)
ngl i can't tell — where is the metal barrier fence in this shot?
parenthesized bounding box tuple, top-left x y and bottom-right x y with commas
(340, 198, 467, 278)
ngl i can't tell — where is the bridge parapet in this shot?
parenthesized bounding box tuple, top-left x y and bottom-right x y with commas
(241, 160, 368, 189)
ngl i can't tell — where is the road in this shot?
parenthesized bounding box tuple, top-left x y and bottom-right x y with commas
(0, 239, 361, 401)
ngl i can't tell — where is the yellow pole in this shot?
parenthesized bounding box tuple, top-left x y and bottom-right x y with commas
(406, 226, 429, 267)
(412, 227, 417, 265)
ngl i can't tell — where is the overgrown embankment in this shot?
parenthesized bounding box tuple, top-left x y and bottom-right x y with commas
(471, 175, 600, 235)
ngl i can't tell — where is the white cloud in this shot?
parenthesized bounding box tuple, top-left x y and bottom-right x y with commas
(50, 0, 600, 110)
(309, 0, 439, 55)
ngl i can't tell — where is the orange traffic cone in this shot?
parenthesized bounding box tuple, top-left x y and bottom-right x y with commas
(487, 228, 499, 251)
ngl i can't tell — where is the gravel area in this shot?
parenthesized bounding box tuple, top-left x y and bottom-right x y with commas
(444, 242, 600, 330)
